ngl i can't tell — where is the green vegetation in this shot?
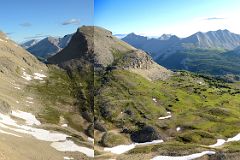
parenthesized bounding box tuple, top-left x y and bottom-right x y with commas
(101, 132, 129, 147)
(157, 49, 240, 76)
(95, 68, 240, 151)
(26, 65, 93, 132)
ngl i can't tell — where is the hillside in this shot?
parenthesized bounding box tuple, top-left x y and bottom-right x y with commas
(50, 26, 240, 159)
(0, 31, 94, 159)
(49, 26, 171, 81)
(1, 26, 240, 160)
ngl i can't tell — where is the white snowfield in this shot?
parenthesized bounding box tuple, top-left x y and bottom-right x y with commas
(104, 140, 163, 154)
(0, 110, 94, 157)
(151, 151, 216, 160)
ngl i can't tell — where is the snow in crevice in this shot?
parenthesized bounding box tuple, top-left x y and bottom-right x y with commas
(208, 133, 240, 148)
(158, 112, 172, 120)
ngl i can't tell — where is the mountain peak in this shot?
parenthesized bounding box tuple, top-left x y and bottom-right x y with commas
(159, 34, 173, 40)
(49, 26, 171, 80)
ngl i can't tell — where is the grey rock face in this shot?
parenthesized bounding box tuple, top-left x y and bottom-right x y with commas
(21, 39, 40, 49)
(22, 34, 73, 59)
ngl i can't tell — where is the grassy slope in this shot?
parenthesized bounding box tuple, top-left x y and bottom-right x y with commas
(95, 68, 240, 155)
(26, 65, 93, 138)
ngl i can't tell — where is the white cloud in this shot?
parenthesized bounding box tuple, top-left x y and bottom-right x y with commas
(204, 17, 225, 20)
(20, 22, 32, 27)
(62, 19, 80, 25)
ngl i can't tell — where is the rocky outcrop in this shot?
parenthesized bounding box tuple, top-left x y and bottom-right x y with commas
(130, 126, 161, 143)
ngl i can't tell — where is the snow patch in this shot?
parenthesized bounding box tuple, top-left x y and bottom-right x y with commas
(0, 111, 94, 157)
(104, 144, 135, 154)
(26, 97, 33, 100)
(33, 73, 47, 80)
(21, 72, 47, 81)
(88, 137, 94, 144)
(104, 139, 163, 154)
(158, 115, 171, 120)
(176, 127, 181, 132)
(12, 110, 41, 126)
(152, 98, 157, 103)
(21, 72, 32, 81)
(0, 38, 7, 43)
(209, 139, 226, 147)
(25, 101, 34, 104)
(51, 140, 94, 157)
(151, 151, 216, 160)
(158, 111, 172, 120)
(14, 86, 21, 90)
(64, 157, 74, 160)
(209, 133, 240, 148)
(227, 133, 240, 142)
(61, 124, 68, 127)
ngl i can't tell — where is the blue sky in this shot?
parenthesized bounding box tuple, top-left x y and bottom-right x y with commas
(2, 0, 240, 42)
(95, 0, 240, 37)
(0, 0, 93, 42)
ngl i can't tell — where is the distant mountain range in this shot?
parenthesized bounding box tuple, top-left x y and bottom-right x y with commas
(21, 34, 73, 59)
(122, 29, 240, 75)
